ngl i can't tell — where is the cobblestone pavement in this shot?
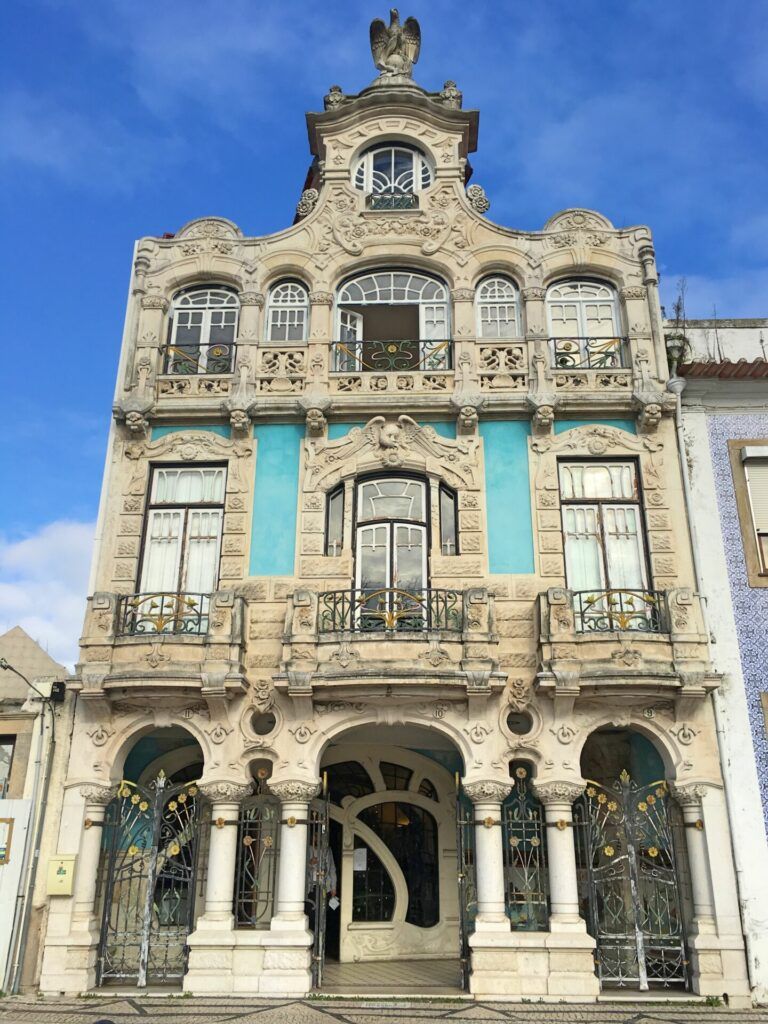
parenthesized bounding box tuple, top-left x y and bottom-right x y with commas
(0, 997, 766, 1024)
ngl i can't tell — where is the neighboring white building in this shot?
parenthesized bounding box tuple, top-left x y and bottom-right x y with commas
(674, 318, 768, 1003)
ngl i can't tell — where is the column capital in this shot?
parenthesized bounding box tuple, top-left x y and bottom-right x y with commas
(463, 779, 512, 804)
(532, 780, 584, 806)
(140, 293, 169, 312)
(522, 286, 546, 301)
(199, 780, 252, 803)
(240, 291, 265, 307)
(269, 779, 320, 803)
(79, 783, 114, 806)
(670, 782, 708, 808)
(309, 291, 334, 306)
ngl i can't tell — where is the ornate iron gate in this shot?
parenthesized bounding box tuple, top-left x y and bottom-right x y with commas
(455, 776, 476, 991)
(307, 789, 330, 989)
(234, 792, 280, 928)
(574, 771, 688, 989)
(97, 772, 205, 987)
(501, 765, 549, 930)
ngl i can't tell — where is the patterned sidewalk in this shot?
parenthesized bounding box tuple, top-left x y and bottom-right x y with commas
(0, 996, 766, 1024)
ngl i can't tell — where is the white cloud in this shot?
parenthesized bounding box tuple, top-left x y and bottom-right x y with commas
(0, 521, 95, 670)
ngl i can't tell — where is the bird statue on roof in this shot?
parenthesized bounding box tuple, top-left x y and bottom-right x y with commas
(369, 10, 421, 77)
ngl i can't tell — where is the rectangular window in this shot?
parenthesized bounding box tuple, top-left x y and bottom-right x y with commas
(439, 485, 458, 555)
(742, 450, 768, 573)
(139, 466, 226, 596)
(559, 460, 655, 630)
(0, 737, 15, 798)
(325, 486, 344, 556)
(268, 307, 306, 342)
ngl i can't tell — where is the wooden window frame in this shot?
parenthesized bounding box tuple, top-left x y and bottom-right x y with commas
(727, 439, 768, 588)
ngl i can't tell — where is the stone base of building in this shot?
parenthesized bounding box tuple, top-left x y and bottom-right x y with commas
(468, 921, 600, 999)
(38, 927, 99, 996)
(687, 931, 752, 1009)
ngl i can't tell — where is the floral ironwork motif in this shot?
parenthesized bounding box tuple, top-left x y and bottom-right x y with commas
(117, 592, 210, 636)
(501, 765, 549, 930)
(573, 773, 688, 989)
(550, 336, 628, 370)
(96, 774, 204, 986)
(162, 343, 236, 376)
(332, 338, 452, 373)
(318, 587, 463, 634)
(573, 589, 664, 634)
(235, 791, 280, 929)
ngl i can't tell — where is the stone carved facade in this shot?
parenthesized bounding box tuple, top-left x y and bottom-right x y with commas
(38, 17, 753, 1010)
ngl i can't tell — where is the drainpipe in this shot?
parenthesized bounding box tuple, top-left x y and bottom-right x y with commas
(666, 373, 759, 996)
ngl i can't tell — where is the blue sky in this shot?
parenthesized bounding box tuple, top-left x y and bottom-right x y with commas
(1, 0, 766, 664)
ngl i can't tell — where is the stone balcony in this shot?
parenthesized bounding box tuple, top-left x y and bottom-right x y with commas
(74, 590, 247, 708)
(274, 586, 505, 714)
(535, 586, 717, 716)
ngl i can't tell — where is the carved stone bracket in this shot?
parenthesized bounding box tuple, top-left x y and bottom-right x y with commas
(268, 779, 320, 804)
(527, 393, 558, 436)
(450, 391, 485, 435)
(463, 780, 512, 805)
(297, 394, 332, 438)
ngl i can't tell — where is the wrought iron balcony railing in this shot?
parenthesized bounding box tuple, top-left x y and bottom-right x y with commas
(573, 589, 665, 634)
(161, 342, 236, 375)
(367, 193, 418, 211)
(117, 592, 210, 636)
(318, 588, 463, 635)
(550, 336, 628, 370)
(332, 339, 452, 373)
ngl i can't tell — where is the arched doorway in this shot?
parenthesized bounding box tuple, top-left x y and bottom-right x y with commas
(318, 723, 464, 993)
(574, 728, 692, 991)
(96, 726, 206, 988)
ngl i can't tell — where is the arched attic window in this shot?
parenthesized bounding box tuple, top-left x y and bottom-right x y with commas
(352, 142, 433, 210)
(476, 276, 520, 338)
(546, 279, 625, 369)
(166, 286, 239, 374)
(265, 280, 309, 343)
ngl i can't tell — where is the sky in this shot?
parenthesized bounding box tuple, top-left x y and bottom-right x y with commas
(1, 0, 766, 666)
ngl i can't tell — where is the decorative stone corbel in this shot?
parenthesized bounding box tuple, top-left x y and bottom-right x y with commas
(113, 357, 154, 437)
(674, 670, 718, 719)
(527, 393, 558, 436)
(221, 358, 256, 437)
(298, 393, 332, 438)
(450, 391, 485, 436)
(285, 670, 314, 718)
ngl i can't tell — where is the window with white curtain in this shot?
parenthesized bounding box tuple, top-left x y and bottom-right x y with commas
(742, 449, 768, 572)
(559, 461, 648, 594)
(476, 276, 520, 338)
(266, 281, 309, 342)
(139, 466, 226, 597)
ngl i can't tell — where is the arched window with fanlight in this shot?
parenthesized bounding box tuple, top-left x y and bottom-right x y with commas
(265, 280, 309, 342)
(352, 142, 433, 210)
(319, 474, 461, 634)
(546, 279, 625, 369)
(165, 286, 239, 374)
(476, 276, 520, 338)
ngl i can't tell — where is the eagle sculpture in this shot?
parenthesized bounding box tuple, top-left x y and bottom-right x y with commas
(370, 10, 421, 77)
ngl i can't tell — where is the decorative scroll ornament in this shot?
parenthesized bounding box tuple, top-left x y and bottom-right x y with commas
(466, 184, 491, 213)
(369, 10, 421, 77)
(463, 780, 513, 804)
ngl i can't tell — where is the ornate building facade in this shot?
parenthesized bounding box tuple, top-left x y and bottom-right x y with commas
(38, 18, 754, 1004)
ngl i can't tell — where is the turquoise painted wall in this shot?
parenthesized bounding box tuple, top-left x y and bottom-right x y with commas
(479, 421, 535, 574)
(151, 424, 231, 440)
(250, 424, 304, 575)
(327, 420, 455, 441)
(555, 418, 636, 436)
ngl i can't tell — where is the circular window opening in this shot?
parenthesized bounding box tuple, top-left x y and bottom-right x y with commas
(252, 712, 277, 736)
(506, 711, 533, 735)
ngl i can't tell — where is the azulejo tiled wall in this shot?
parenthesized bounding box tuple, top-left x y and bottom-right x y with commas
(708, 413, 768, 829)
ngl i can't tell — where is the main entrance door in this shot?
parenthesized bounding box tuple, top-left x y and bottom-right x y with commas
(97, 772, 205, 987)
(575, 770, 689, 989)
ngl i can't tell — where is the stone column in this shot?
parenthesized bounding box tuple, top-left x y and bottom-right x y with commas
(72, 783, 114, 926)
(450, 288, 476, 388)
(198, 781, 253, 926)
(463, 780, 512, 930)
(671, 784, 715, 931)
(532, 780, 584, 927)
(308, 292, 333, 389)
(258, 779, 320, 996)
(237, 291, 264, 376)
(532, 780, 599, 997)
